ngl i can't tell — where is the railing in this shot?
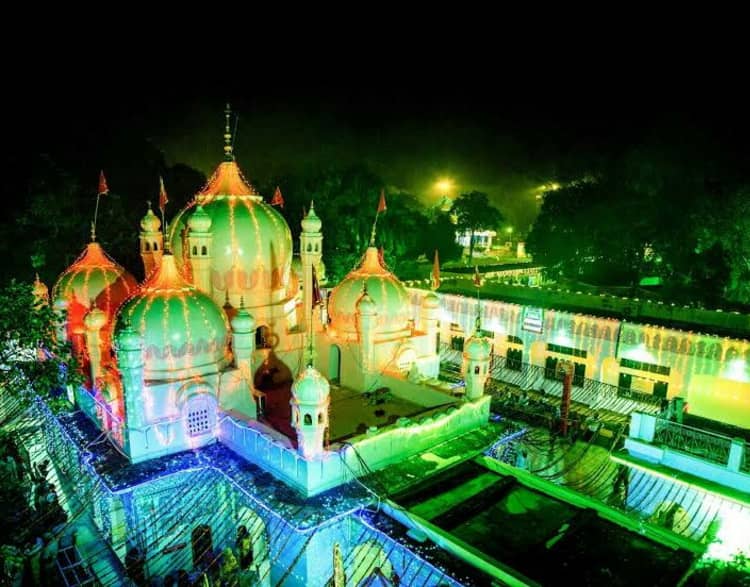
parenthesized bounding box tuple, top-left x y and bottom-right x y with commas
(616, 386, 663, 406)
(653, 418, 732, 466)
(743, 444, 750, 474)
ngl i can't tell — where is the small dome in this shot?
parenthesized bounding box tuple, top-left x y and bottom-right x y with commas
(291, 365, 330, 404)
(84, 307, 107, 331)
(464, 335, 492, 361)
(115, 324, 141, 351)
(231, 304, 255, 333)
(140, 206, 161, 232)
(115, 254, 229, 378)
(187, 205, 212, 233)
(356, 290, 377, 316)
(328, 247, 410, 336)
(422, 291, 439, 309)
(301, 203, 322, 233)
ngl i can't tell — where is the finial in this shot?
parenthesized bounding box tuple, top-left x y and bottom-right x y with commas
(239, 295, 245, 309)
(147, 200, 152, 210)
(310, 200, 315, 213)
(224, 103, 234, 161)
(90, 221, 96, 242)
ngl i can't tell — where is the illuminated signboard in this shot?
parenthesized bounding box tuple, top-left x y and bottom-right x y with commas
(522, 306, 544, 334)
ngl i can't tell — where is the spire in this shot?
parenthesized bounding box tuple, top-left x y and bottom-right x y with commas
(224, 103, 234, 161)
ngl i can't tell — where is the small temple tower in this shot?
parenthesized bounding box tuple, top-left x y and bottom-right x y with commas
(139, 204, 163, 277)
(290, 366, 330, 458)
(420, 291, 440, 356)
(187, 205, 213, 295)
(300, 202, 323, 330)
(84, 307, 107, 386)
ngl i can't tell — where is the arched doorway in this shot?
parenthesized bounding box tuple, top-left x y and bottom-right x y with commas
(329, 345, 341, 384)
(191, 524, 213, 569)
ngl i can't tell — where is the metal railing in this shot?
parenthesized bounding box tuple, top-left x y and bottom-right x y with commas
(653, 418, 732, 466)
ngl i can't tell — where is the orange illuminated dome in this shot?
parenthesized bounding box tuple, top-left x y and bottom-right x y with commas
(53, 242, 137, 359)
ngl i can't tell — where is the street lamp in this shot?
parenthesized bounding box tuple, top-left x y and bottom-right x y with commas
(435, 178, 455, 212)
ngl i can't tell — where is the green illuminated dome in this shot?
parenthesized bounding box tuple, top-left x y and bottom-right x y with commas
(328, 247, 411, 336)
(168, 161, 293, 310)
(115, 254, 230, 379)
(292, 365, 330, 404)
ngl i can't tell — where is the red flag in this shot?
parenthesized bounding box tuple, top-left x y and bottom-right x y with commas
(311, 265, 322, 308)
(473, 265, 482, 287)
(159, 176, 169, 213)
(97, 170, 109, 196)
(271, 186, 285, 208)
(431, 249, 441, 289)
(377, 189, 387, 213)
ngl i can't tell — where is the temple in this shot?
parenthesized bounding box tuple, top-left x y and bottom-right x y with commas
(12, 107, 747, 585)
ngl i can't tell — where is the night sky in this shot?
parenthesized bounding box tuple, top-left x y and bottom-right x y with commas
(9, 74, 749, 232)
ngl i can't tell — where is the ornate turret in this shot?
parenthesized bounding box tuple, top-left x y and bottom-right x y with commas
(187, 205, 213, 295)
(115, 323, 144, 433)
(231, 299, 256, 373)
(139, 203, 163, 278)
(300, 201, 323, 330)
(462, 326, 492, 400)
(290, 365, 330, 458)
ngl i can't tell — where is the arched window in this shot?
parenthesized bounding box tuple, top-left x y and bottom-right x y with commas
(153, 242, 159, 251)
(201, 246, 207, 255)
(314, 244, 318, 252)
(307, 243, 312, 252)
(304, 414, 312, 426)
(318, 412, 323, 424)
(192, 246, 197, 256)
(144, 242, 150, 252)
(474, 365, 480, 374)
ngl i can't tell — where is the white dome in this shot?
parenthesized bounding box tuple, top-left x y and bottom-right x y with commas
(292, 365, 330, 404)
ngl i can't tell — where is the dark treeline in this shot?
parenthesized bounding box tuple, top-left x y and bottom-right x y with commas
(527, 117, 750, 309)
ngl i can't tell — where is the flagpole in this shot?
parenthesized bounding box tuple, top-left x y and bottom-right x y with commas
(92, 193, 101, 241)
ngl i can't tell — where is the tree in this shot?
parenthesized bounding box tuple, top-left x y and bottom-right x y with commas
(0, 281, 80, 412)
(451, 191, 504, 263)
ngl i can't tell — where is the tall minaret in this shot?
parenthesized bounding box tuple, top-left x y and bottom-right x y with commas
(300, 202, 323, 330)
(139, 203, 163, 278)
(187, 205, 213, 294)
(290, 365, 330, 459)
(83, 307, 107, 386)
(116, 324, 145, 433)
